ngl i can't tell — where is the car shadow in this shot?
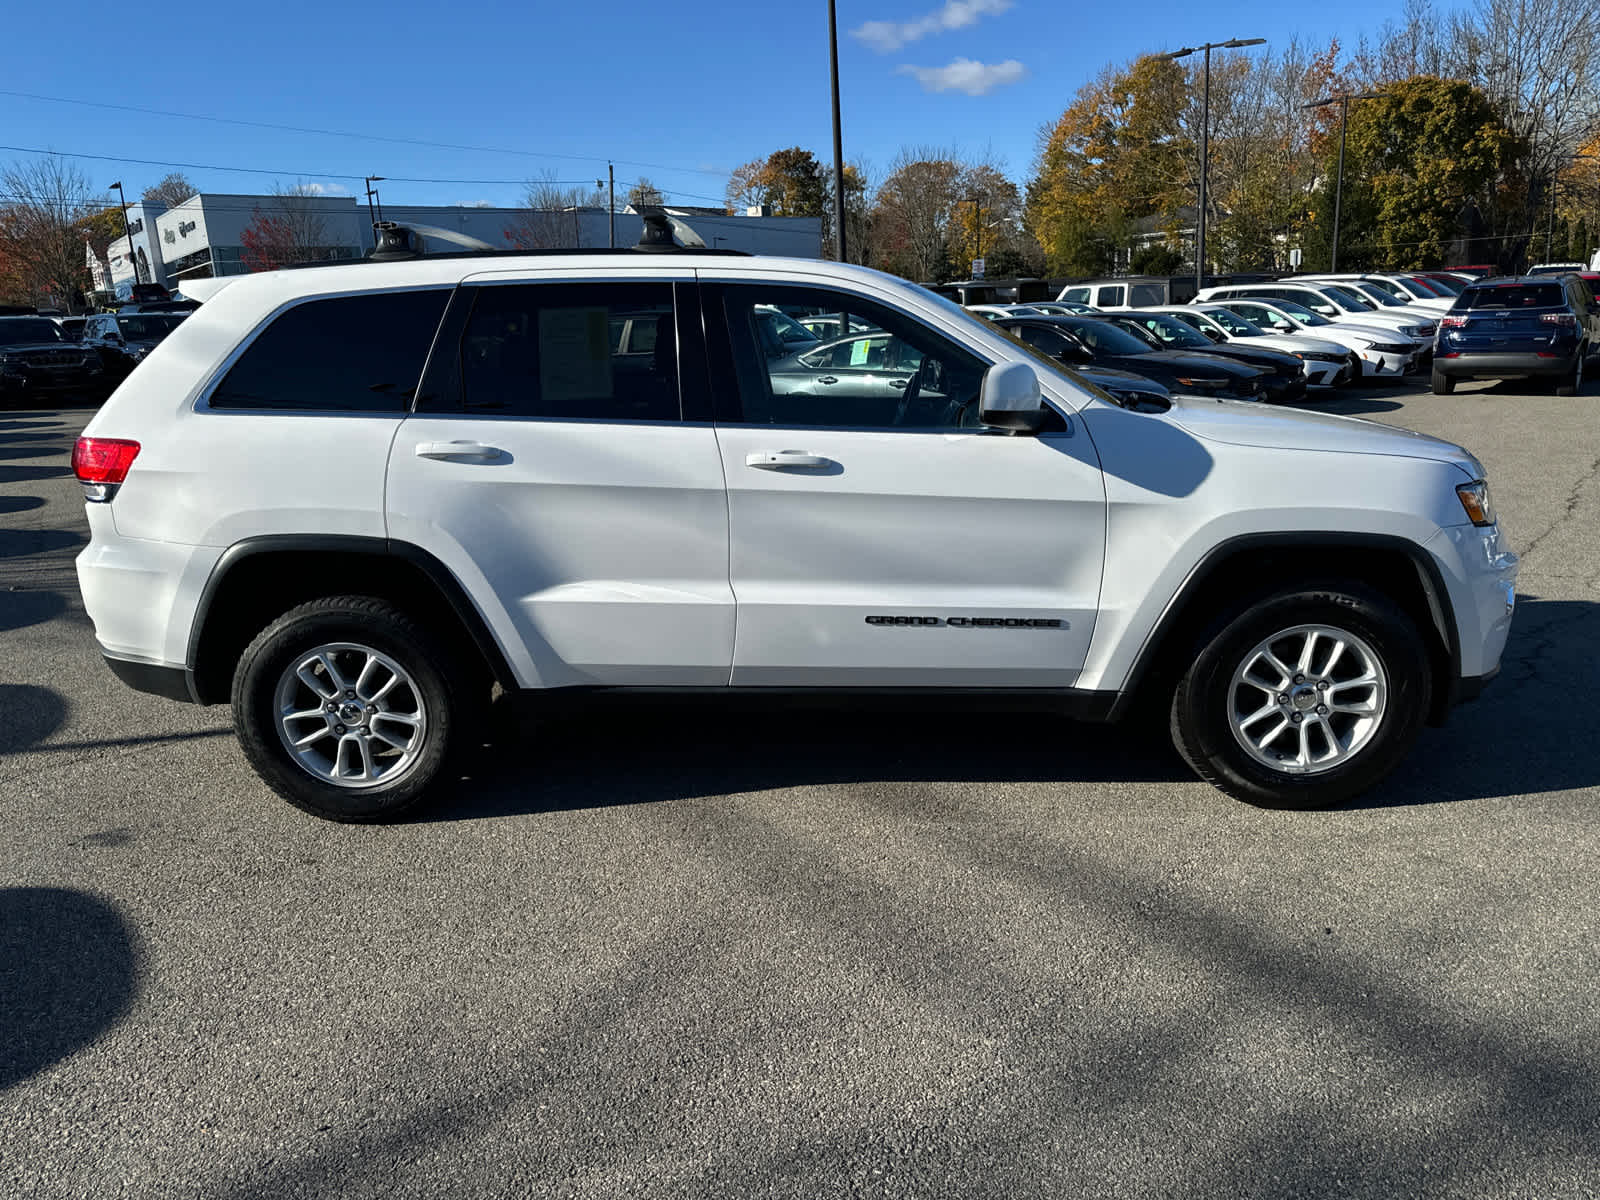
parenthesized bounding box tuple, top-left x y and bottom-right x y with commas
(0, 887, 139, 1090)
(0, 588, 70, 634)
(0, 683, 69, 752)
(0, 528, 84, 558)
(421, 594, 1598, 823)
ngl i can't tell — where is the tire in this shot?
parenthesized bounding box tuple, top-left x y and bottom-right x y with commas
(1169, 584, 1432, 810)
(231, 595, 474, 822)
(1556, 351, 1583, 396)
(1431, 368, 1455, 395)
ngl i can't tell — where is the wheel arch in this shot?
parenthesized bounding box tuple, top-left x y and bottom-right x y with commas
(186, 535, 517, 705)
(1109, 532, 1460, 726)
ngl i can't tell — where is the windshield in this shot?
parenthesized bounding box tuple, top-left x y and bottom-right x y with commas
(114, 315, 185, 340)
(1202, 307, 1261, 336)
(1322, 285, 1376, 311)
(989, 324, 1119, 405)
(0, 318, 63, 345)
(1419, 274, 1465, 295)
(1271, 299, 1330, 326)
(1119, 312, 1212, 349)
(1060, 318, 1159, 356)
(1463, 283, 1564, 309)
(1352, 283, 1406, 307)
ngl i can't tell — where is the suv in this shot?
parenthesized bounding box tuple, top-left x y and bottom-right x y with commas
(1432, 275, 1598, 394)
(0, 315, 102, 403)
(74, 245, 1519, 821)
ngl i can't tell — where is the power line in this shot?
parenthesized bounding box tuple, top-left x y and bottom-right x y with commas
(0, 89, 733, 178)
(0, 145, 736, 207)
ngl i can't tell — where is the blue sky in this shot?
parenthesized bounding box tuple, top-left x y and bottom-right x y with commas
(5, 0, 1412, 212)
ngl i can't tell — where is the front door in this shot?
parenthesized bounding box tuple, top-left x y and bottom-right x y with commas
(702, 281, 1106, 688)
(385, 273, 734, 689)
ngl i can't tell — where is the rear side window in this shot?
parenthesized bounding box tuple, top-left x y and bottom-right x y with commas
(210, 290, 449, 412)
(1059, 287, 1091, 304)
(1096, 285, 1125, 307)
(1463, 284, 1565, 309)
(1129, 283, 1165, 307)
(454, 282, 680, 421)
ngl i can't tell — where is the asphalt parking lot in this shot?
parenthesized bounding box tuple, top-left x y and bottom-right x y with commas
(3, 381, 1599, 1199)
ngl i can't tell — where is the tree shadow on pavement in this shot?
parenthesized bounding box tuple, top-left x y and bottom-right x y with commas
(0, 888, 139, 1090)
(0, 683, 68, 754)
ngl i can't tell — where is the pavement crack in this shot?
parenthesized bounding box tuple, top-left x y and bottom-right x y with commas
(1518, 453, 1600, 565)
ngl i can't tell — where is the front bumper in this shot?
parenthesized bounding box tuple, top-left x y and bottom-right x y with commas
(1429, 522, 1518, 703)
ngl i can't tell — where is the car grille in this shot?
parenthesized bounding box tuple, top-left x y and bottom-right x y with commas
(20, 350, 85, 367)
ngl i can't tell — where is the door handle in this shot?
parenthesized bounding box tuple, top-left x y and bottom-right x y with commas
(746, 450, 833, 470)
(415, 440, 503, 461)
(817, 376, 838, 385)
(887, 378, 910, 388)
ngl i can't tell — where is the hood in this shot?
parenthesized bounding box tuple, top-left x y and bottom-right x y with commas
(1114, 349, 1258, 378)
(0, 341, 89, 356)
(1242, 333, 1348, 356)
(1163, 394, 1481, 473)
(1324, 321, 1418, 344)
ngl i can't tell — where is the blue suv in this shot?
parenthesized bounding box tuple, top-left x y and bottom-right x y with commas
(1432, 275, 1599, 395)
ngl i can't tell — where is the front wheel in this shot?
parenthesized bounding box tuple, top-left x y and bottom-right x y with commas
(1170, 585, 1432, 809)
(231, 596, 472, 821)
(1431, 368, 1455, 395)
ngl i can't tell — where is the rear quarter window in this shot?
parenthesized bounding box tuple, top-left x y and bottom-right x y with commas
(1129, 283, 1165, 307)
(209, 289, 450, 412)
(1464, 284, 1564, 309)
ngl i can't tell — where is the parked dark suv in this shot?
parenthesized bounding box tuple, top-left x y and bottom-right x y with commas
(1433, 276, 1599, 395)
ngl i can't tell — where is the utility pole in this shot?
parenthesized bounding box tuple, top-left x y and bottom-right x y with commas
(110, 181, 142, 284)
(1303, 92, 1379, 271)
(364, 177, 385, 251)
(1166, 38, 1266, 290)
(969, 196, 983, 261)
(609, 163, 615, 248)
(828, 0, 848, 263)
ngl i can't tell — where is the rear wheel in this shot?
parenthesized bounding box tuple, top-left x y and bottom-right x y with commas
(1431, 368, 1455, 395)
(1170, 584, 1432, 809)
(1556, 350, 1584, 396)
(232, 596, 475, 822)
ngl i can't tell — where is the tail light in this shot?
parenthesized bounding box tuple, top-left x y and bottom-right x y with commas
(72, 437, 139, 502)
(1541, 312, 1577, 327)
(1440, 315, 1468, 328)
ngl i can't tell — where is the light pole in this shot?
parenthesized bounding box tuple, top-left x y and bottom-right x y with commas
(828, 0, 848, 263)
(1303, 92, 1379, 271)
(968, 195, 983, 262)
(594, 164, 615, 247)
(1165, 38, 1265, 290)
(110, 180, 142, 285)
(364, 176, 385, 236)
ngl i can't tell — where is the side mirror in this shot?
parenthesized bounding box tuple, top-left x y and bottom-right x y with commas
(1205, 328, 1225, 342)
(979, 361, 1046, 434)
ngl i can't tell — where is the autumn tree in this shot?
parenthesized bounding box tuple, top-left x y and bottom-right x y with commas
(240, 184, 339, 272)
(142, 172, 196, 210)
(822, 162, 872, 263)
(0, 155, 102, 307)
(626, 178, 667, 209)
(1333, 76, 1524, 268)
(504, 170, 604, 249)
(870, 151, 963, 280)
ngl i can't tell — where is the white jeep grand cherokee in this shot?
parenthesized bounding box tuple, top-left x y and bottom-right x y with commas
(72, 243, 1518, 821)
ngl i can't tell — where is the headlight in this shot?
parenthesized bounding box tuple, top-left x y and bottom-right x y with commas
(1174, 376, 1227, 389)
(1456, 480, 1496, 527)
(1369, 342, 1412, 353)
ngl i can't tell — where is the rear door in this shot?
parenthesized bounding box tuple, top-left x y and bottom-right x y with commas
(385, 270, 734, 689)
(702, 279, 1106, 688)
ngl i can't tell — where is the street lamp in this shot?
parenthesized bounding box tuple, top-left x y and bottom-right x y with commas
(1165, 38, 1265, 290)
(364, 176, 385, 232)
(828, 0, 848, 262)
(1303, 92, 1380, 271)
(110, 180, 142, 285)
(967, 195, 984, 261)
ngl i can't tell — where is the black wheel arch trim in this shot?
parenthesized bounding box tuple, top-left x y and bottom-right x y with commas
(185, 534, 518, 703)
(1106, 531, 1463, 723)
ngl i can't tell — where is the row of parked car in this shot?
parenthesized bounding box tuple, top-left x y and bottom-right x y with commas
(0, 305, 191, 405)
(956, 266, 1600, 404)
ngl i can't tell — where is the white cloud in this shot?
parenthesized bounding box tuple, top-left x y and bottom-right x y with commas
(298, 182, 351, 196)
(896, 57, 1028, 95)
(852, 0, 1011, 53)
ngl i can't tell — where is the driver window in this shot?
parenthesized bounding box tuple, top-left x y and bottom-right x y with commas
(720, 285, 987, 429)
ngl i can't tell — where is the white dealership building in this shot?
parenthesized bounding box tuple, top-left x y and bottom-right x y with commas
(104, 193, 824, 297)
